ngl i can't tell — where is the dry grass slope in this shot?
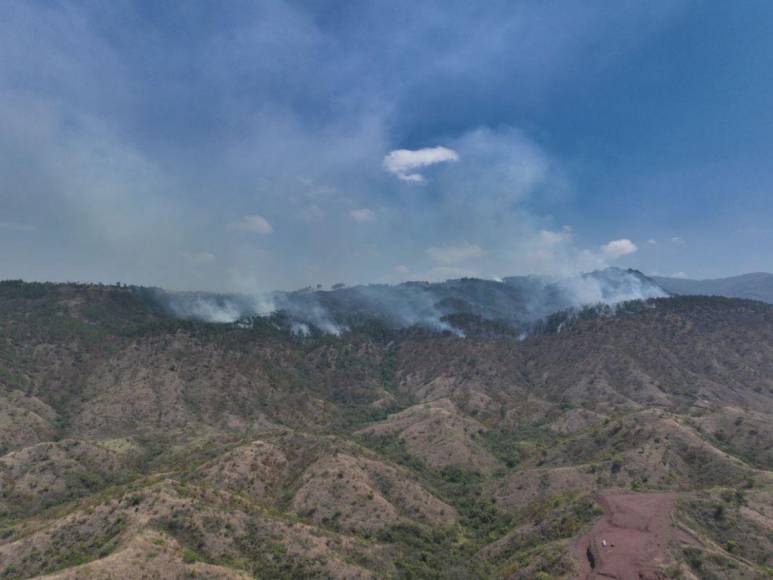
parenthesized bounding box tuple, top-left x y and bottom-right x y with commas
(0, 282, 771, 578)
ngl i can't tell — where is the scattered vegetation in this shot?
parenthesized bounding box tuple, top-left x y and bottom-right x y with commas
(1, 280, 772, 578)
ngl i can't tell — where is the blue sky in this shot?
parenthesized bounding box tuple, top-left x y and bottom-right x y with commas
(2, 0, 773, 291)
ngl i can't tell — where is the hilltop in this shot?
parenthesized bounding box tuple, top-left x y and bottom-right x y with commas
(0, 279, 771, 578)
(156, 267, 667, 335)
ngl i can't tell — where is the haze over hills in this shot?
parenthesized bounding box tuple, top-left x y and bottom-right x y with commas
(0, 276, 772, 578)
(6, 2, 773, 579)
(158, 267, 667, 337)
(654, 273, 773, 305)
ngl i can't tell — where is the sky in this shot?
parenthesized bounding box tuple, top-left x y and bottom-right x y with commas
(2, 0, 773, 292)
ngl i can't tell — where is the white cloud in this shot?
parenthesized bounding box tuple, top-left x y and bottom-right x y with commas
(539, 227, 573, 246)
(647, 238, 657, 245)
(394, 264, 409, 274)
(671, 271, 688, 279)
(383, 146, 459, 182)
(228, 214, 273, 234)
(349, 208, 375, 222)
(670, 236, 685, 244)
(601, 238, 638, 259)
(426, 242, 486, 264)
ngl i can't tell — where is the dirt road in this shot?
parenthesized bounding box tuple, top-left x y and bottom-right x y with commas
(574, 490, 676, 580)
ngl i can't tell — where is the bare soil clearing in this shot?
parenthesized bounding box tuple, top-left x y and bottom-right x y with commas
(574, 491, 676, 580)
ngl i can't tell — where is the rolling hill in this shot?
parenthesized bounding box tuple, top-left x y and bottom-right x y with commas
(0, 278, 771, 578)
(653, 272, 773, 304)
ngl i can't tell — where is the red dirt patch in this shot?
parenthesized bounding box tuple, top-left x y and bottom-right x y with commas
(574, 491, 676, 580)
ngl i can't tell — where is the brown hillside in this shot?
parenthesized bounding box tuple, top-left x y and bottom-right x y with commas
(0, 284, 771, 578)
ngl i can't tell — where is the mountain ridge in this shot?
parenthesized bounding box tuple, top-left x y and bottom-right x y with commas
(155, 267, 668, 336)
(653, 272, 773, 304)
(0, 278, 771, 578)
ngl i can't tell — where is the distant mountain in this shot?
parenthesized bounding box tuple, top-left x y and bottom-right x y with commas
(653, 272, 773, 304)
(160, 267, 667, 335)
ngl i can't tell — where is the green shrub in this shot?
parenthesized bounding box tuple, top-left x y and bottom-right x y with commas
(182, 547, 200, 564)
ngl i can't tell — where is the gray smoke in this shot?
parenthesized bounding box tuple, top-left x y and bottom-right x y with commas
(160, 291, 274, 323)
(156, 267, 667, 336)
(517, 267, 667, 320)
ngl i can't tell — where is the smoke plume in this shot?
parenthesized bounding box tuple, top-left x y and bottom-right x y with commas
(156, 267, 667, 337)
